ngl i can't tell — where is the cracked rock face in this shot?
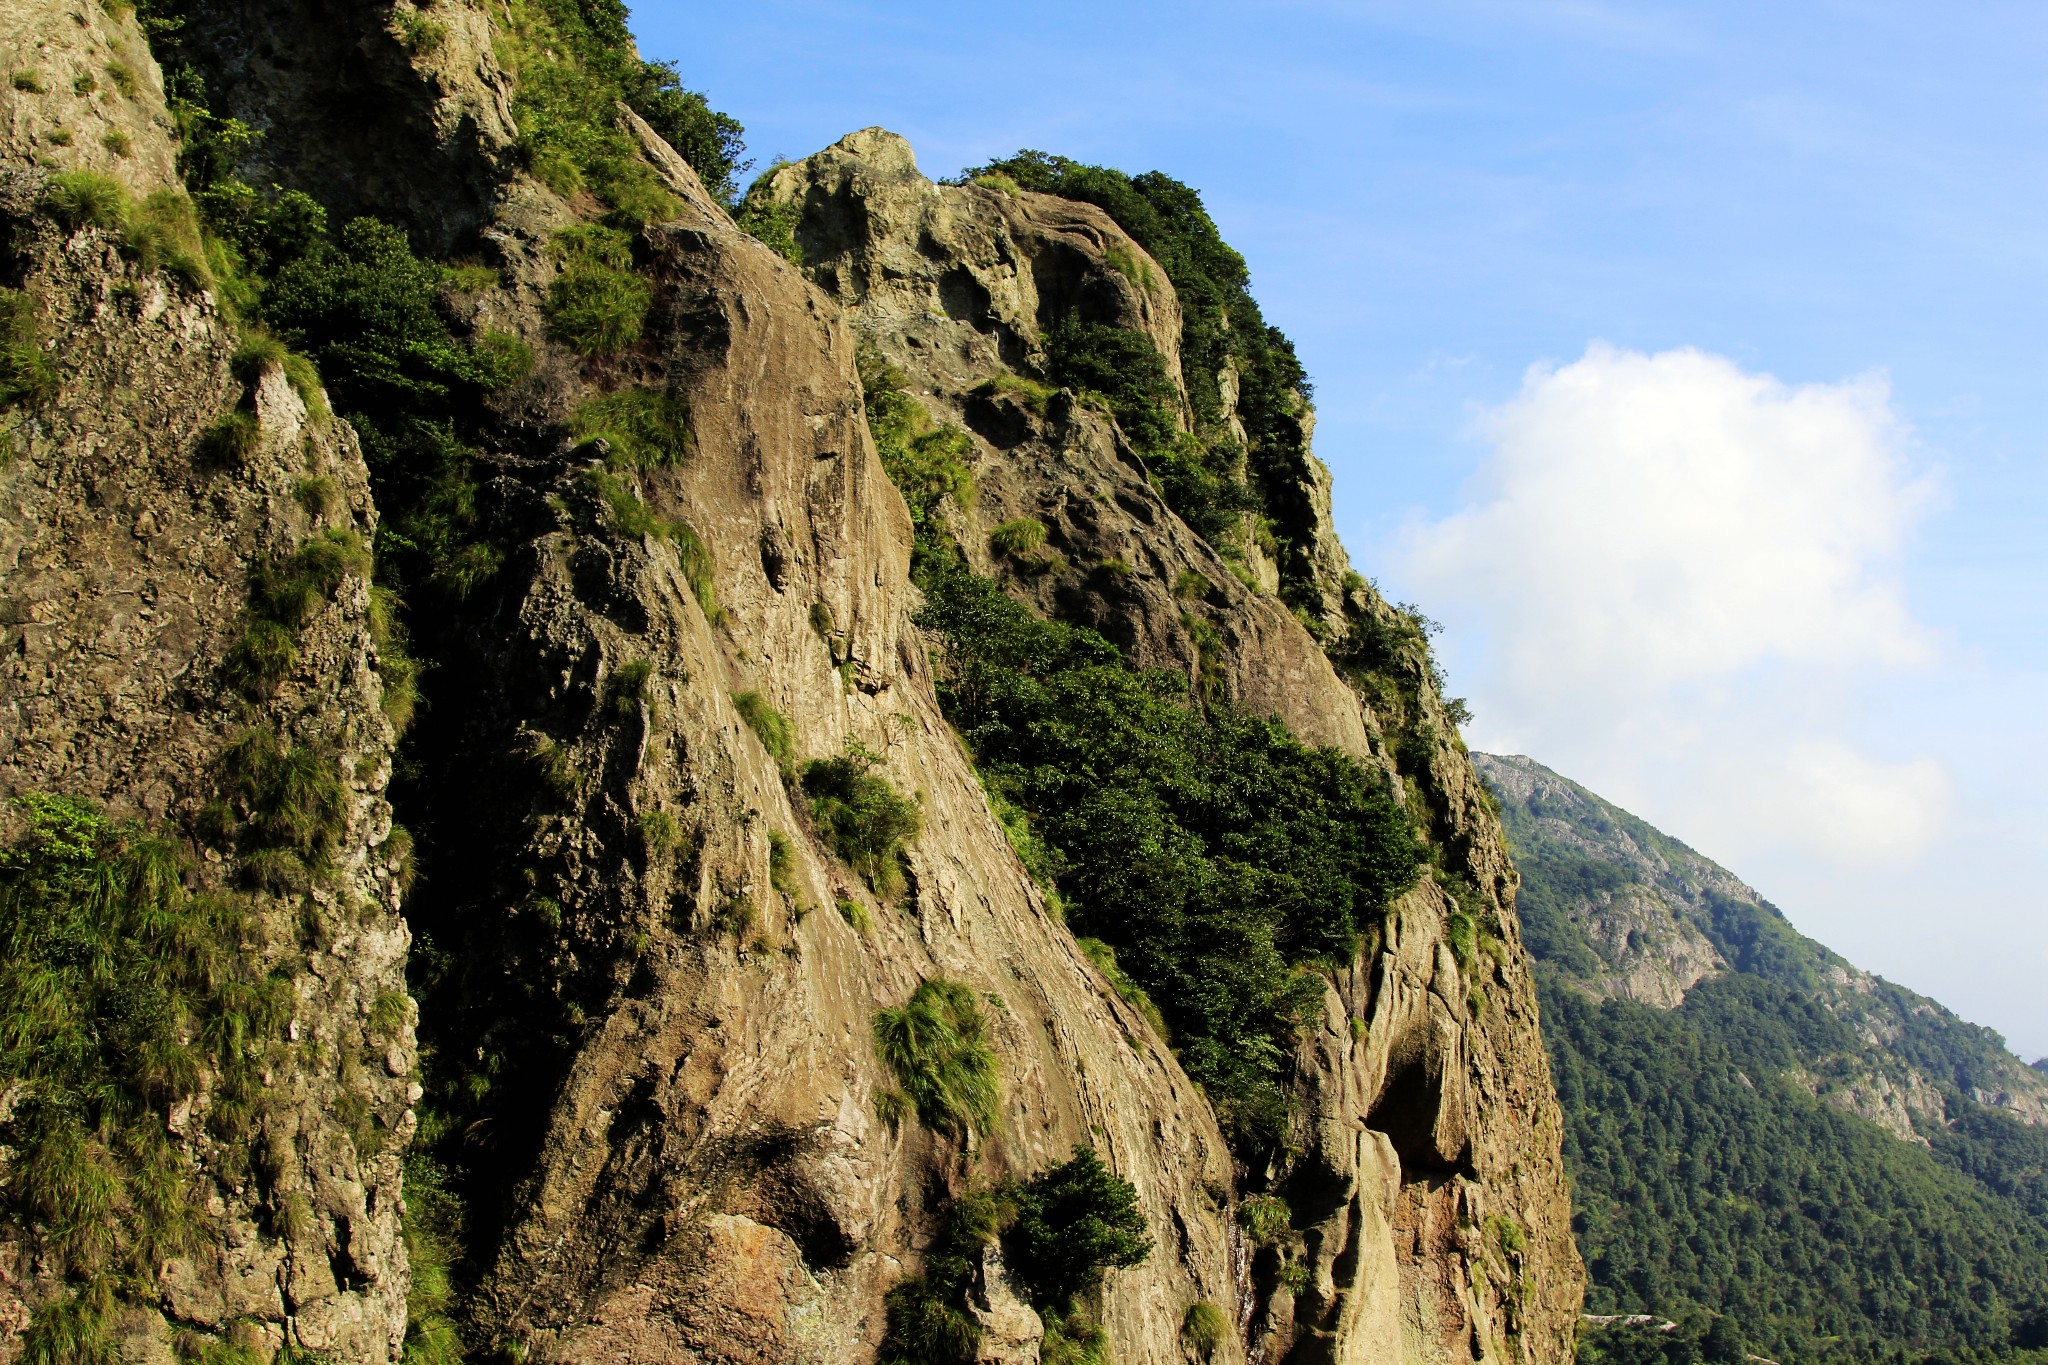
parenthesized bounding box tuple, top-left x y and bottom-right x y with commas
(0, 0, 1585, 1357)
(0, 2, 412, 1359)
(763, 130, 1583, 1365)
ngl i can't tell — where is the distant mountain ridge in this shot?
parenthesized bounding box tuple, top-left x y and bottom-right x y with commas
(1476, 752, 2048, 1137)
(1477, 753, 2048, 1364)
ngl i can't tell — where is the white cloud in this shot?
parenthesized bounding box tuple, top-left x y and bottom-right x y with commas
(1394, 342, 1950, 864)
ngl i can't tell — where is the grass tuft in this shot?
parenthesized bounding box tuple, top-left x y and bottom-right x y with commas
(732, 690, 794, 771)
(872, 978, 999, 1141)
(803, 741, 921, 898)
(987, 517, 1046, 558)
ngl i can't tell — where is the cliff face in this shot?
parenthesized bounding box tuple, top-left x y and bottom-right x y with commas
(0, 1, 412, 1358)
(0, 3, 1581, 1362)
(762, 131, 1581, 1365)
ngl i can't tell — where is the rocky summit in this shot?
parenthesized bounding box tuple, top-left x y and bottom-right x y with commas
(0, 3, 1580, 1362)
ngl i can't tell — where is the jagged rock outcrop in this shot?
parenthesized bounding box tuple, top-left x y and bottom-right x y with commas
(0, 1, 412, 1358)
(764, 131, 1582, 1365)
(0, 1, 1586, 1359)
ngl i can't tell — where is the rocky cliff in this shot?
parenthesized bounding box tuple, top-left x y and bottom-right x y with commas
(0, 2, 1582, 1361)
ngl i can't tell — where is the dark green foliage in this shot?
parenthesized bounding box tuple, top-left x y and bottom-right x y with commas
(912, 560, 1418, 1152)
(1548, 977, 2048, 1365)
(732, 690, 794, 770)
(543, 226, 651, 356)
(0, 288, 56, 410)
(968, 151, 1315, 588)
(877, 1189, 1012, 1365)
(571, 387, 691, 467)
(1489, 759, 2048, 1364)
(0, 797, 293, 1353)
(502, 0, 746, 208)
(1074, 936, 1167, 1039)
(804, 741, 922, 897)
(877, 1150, 1149, 1365)
(1006, 1145, 1151, 1310)
(263, 216, 512, 598)
(872, 978, 1000, 1140)
(734, 185, 804, 264)
(1042, 317, 1250, 547)
(860, 348, 974, 538)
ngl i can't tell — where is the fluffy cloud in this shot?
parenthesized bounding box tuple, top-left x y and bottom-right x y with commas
(1394, 343, 1949, 864)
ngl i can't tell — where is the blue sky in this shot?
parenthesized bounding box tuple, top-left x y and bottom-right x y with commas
(637, 1, 2048, 1056)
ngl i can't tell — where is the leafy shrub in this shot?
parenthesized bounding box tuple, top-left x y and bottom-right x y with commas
(734, 189, 804, 264)
(0, 797, 295, 1351)
(0, 289, 56, 410)
(732, 690, 794, 771)
(912, 561, 1418, 1153)
(872, 978, 999, 1141)
(544, 225, 651, 356)
(571, 388, 690, 467)
(987, 517, 1046, 558)
(1006, 1144, 1152, 1309)
(803, 741, 921, 897)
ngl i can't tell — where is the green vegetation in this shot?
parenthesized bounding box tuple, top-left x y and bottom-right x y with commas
(860, 347, 974, 535)
(987, 516, 1047, 558)
(1181, 1302, 1229, 1361)
(872, 978, 1000, 1141)
(544, 225, 652, 356)
(570, 387, 690, 467)
(1043, 316, 1249, 546)
(0, 796, 296, 1360)
(973, 370, 1057, 416)
(1236, 1193, 1291, 1246)
(733, 181, 804, 264)
(494, 0, 746, 209)
(223, 528, 372, 698)
(803, 741, 921, 898)
(1484, 759, 2048, 1365)
(0, 288, 56, 411)
(1074, 937, 1167, 1040)
(878, 1147, 1150, 1365)
(910, 559, 1418, 1153)
(732, 690, 794, 771)
(966, 150, 1317, 596)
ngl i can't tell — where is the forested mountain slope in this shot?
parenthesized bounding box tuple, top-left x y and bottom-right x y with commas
(1475, 753, 2048, 1365)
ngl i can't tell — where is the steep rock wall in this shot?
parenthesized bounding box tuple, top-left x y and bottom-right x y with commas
(765, 131, 1582, 1365)
(0, 2, 412, 1358)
